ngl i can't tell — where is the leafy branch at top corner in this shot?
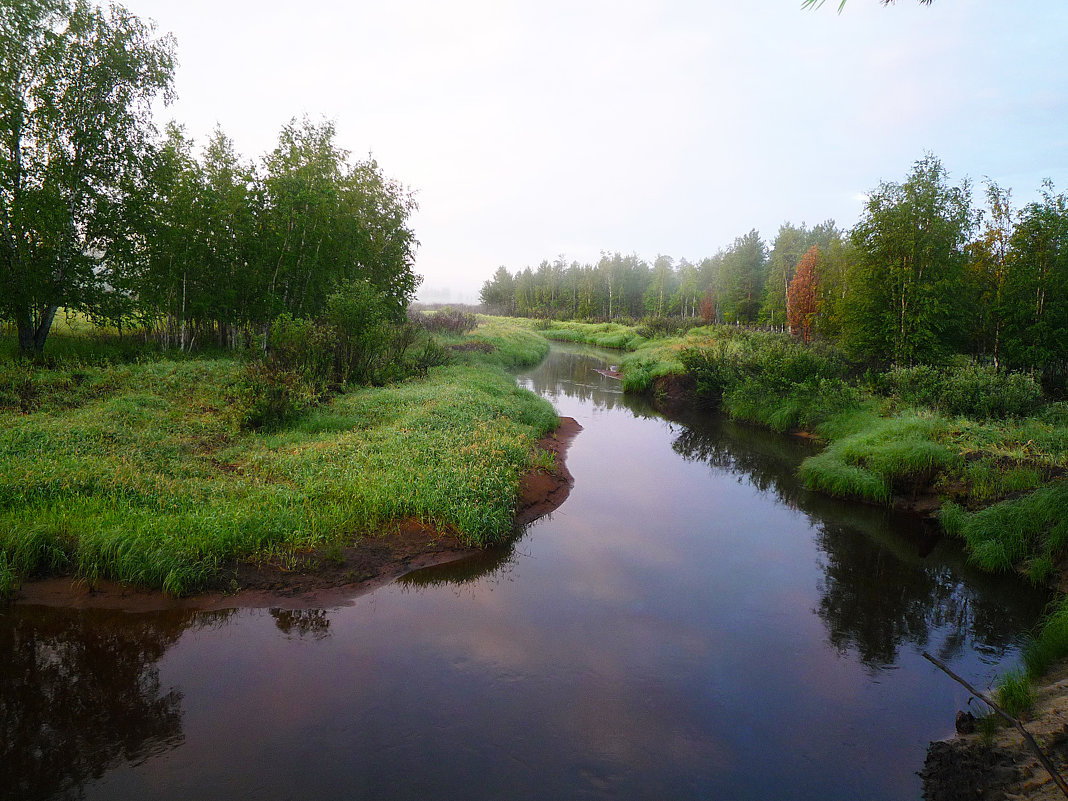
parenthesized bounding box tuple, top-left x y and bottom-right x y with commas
(801, 0, 934, 11)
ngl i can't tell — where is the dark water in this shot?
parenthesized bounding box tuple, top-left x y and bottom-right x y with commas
(1, 346, 1052, 801)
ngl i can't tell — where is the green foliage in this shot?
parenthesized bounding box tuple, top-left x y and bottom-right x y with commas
(236, 363, 317, 431)
(538, 320, 648, 351)
(940, 483, 1068, 577)
(962, 460, 1044, 504)
(635, 316, 702, 339)
(844, 154, 978, 365)
(800, 413, 958, 503)
(680, 329, 850, 400)
(263, 279, 397, 394)
(1024, 597, 1068, 679)
(0, 347, 557, 597)
(873, 364, 1043, 419)
(450, 317, 551, 369)
(994, 670, 1036, 719)
(0, 0, 176, 354)
(1001, 182, 1068, 385)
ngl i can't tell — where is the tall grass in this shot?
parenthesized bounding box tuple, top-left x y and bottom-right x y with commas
(940, 483, 1068, 581)
(0, 321, 558, 597)
(537, 320, 648, 351)
(1024, 597, 1068, 679)
(800, 413, 960, 503)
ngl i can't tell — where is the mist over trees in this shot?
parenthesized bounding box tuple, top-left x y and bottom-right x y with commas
(1, 0, 419, 356)
(480, 154, 1068, 385)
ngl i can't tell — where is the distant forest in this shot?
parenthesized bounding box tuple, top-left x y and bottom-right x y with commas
(480, 155, 1068, 382)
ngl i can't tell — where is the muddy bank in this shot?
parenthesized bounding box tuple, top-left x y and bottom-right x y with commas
(921, 661, 1068, 800)
(13, 416, 582, 612)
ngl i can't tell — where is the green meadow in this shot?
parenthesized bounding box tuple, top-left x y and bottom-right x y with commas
(0, 318, 555, 597)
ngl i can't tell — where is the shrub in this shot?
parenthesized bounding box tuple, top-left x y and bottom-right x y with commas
(268, 280, 395, 389)
(876, 364, 1043, 419)
(409, 338, 453, 374)
(410, 307, 478, 335)
(236, 362, 317, 430)
(994, 670, 1036, 719)
(636, 316, 700, 339)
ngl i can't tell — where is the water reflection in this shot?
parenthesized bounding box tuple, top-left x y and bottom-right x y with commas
(518, 345, 650, 415)
(0, 606, 230, 801)
(398, 539, 520, 589)
(814, 522, 1038, 669)
(270, 608, 331, 639)
(666, 411, 1047, 671)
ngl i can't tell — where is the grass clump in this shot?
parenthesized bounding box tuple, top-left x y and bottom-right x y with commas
(994, 669, 1037, 719)
(537, 320, 648, 351)
(800, 413, 959, 503)
(429, 316, 550, 370)
(941, 484, 1068, 579)
(1023, 597, 1068, 679)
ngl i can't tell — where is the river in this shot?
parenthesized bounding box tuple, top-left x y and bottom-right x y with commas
(0, 346, 1052, 800)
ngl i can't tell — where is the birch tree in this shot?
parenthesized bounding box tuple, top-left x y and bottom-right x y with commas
(0, 0, 174, 354)
(845, 154, 976, 365)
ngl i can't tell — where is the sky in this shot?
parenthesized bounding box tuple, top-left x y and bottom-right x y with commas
(117, 0, 1068, 303)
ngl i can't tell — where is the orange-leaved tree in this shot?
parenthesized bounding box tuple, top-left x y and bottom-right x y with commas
(787, 245, 820, 343)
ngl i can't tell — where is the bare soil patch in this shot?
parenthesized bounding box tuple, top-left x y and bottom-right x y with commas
(921, 661, 1068, 800)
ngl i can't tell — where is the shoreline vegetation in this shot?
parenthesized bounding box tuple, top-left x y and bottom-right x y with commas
(0, 316, 575, 605)
(518, 315, 1068, 796)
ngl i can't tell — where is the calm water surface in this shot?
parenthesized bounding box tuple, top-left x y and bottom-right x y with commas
(1, 346, 1052, 801)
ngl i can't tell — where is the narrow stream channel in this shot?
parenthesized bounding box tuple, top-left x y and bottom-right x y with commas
(1, 346, 1053, 801)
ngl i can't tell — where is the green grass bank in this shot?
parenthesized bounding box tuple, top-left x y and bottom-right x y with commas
(0, 318, 556, 597)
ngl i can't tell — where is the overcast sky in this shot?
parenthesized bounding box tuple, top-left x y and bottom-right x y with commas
(118, 0, 1068, 303)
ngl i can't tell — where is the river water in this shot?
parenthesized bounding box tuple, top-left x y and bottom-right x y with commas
(1, 346, 1052, 801)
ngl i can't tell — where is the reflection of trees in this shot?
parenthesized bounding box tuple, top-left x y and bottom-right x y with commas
(815, 522, 1046, 669)
(671, 422, 810, 503)
(816, 522, 958, 668)
(667, 407, 1048, 672)
(271, 608, 331, 639)
(398, 540, 520, 590)
(0, 605, 229, 801)
(527, 346, 1049, 673)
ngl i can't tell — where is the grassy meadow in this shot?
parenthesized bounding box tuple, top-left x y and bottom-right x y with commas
(0, 317, 556, 597)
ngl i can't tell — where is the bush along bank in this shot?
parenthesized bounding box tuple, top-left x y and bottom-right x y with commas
(0, 316, 558, 599)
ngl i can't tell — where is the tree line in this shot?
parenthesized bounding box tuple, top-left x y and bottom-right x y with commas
(1, 0, 419, 356)
(480, 155, 1068, 384)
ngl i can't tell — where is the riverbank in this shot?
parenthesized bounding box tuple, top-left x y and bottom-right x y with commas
(12, 416, 582, 611)
(535, 320, 1068, 581)
(921, 661, 1068, 800)
(0, 318, 563, 599)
